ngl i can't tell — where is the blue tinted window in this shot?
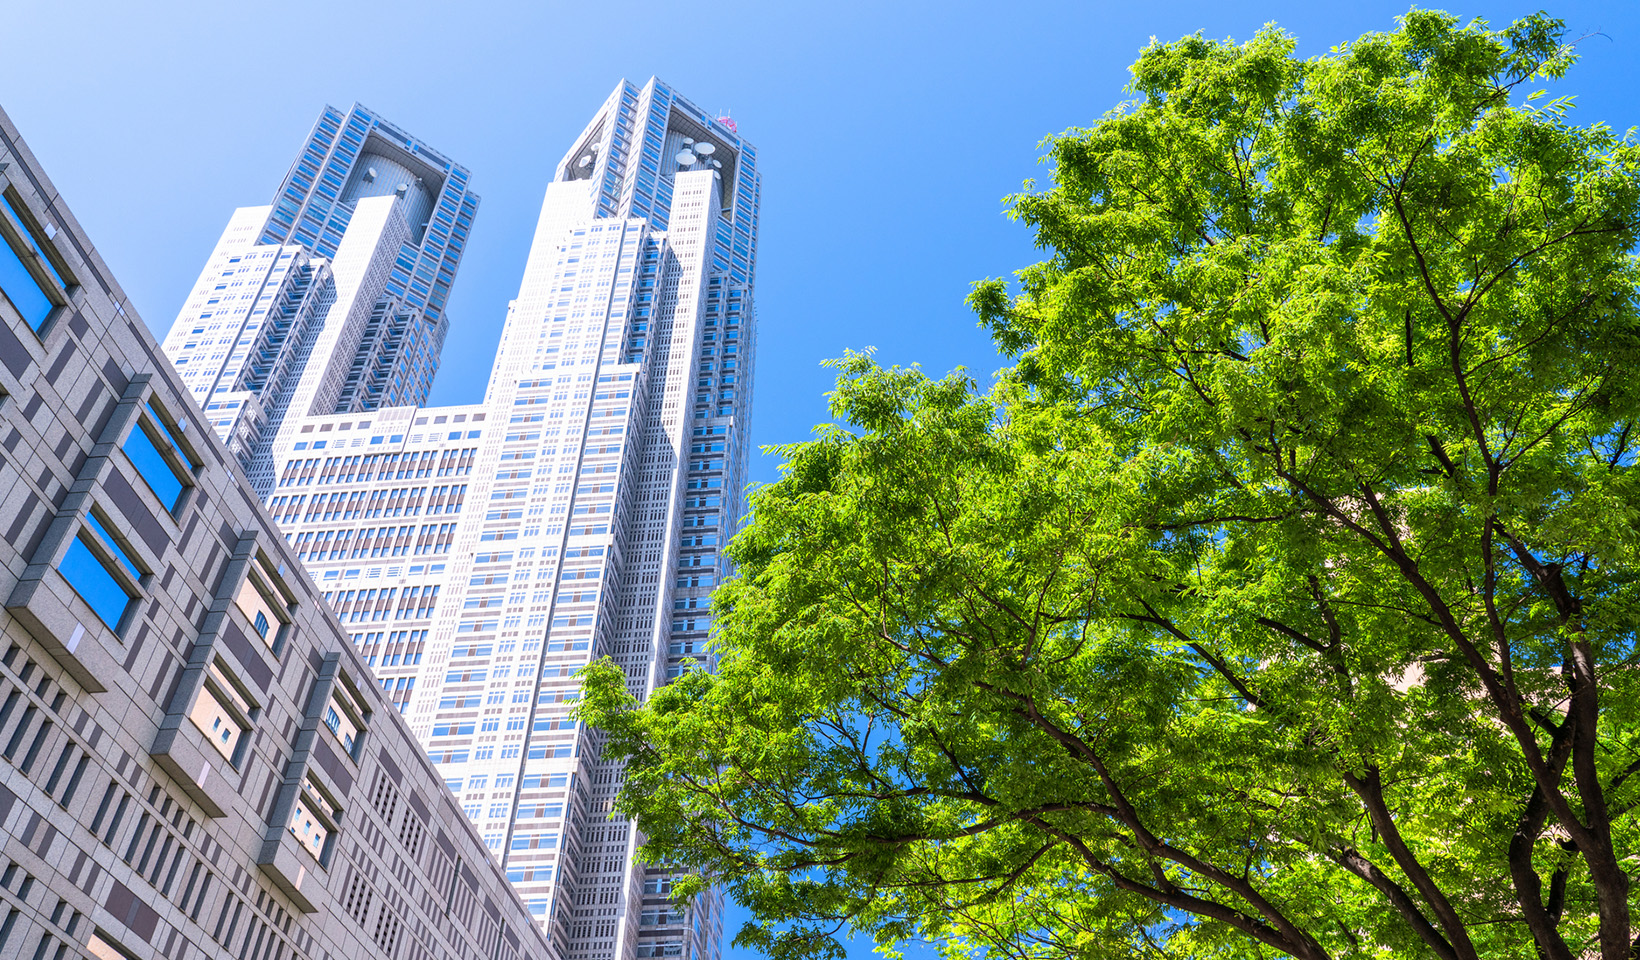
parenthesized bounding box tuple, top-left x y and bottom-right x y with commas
(123, 422, 186, 511)
(0, 194, 65, 288)
(85, 512, 142, 581)
(58, 532, 133, 628)
(0, 226, 52, 330)
(147, 403, 187, 457)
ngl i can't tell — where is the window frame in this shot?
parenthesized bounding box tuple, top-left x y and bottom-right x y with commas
(321, 673, 369, 761)
(122, 402, 199, 516)
(287, 773, 341, 866)
(233, 550, 295, 655)
(86, 930, 140, 960)
(0, 184, 75, 335)
(56, 506, 146, 635)
(188, 658, 257, 768)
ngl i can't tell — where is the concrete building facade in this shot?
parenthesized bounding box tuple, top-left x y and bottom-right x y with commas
(0, 104, 552, 960)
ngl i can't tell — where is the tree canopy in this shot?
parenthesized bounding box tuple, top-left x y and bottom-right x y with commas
(579, 11, 1640, 960)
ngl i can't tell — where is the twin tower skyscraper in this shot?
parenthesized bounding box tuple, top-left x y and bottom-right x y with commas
(158, 80, 758, 960)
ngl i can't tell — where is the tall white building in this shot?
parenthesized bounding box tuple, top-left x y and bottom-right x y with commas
(161, 104, 478, 487)
(165, 79, 760, 960)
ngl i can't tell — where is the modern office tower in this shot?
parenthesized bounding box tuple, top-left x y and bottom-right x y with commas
(0, 107, 552, 960)
(252, 78, 758, 960)
(160, 105, 477, 489)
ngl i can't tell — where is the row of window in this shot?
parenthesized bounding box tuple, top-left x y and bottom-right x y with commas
(58, 402, 201, 631)
(30, 385, 380, 875)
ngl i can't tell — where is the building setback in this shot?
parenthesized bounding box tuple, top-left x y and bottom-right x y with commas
(159, 79, 759, 960)
(0, 106, 553, 960)
(160, 104, 477, 490)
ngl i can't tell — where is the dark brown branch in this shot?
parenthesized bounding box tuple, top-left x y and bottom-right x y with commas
(1343, 767, 1478, 960)
(1128, 603, 1266, 709)
(1329, 846, 1458, 960)
(1028, 819, 1326, 960)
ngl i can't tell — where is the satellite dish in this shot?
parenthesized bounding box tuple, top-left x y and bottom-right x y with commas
(711, 159, 722, 169)
(681, 138, 694, 146)
(693, 142, 716, 156)
(676, 150, 697, 166)
(577, 154, 594, 168)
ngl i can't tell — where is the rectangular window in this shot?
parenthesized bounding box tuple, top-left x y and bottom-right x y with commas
(288, 775, 337, 860)
(57, 511, 142, 629)
(518, 773, 569, 791)
(189, 662, 251, 763)
(123, 407, 194, 513)
(0, 189, 66, 331)
(323, 681, 366, 758)
(509, 832, 558, 850)
(233, 555, 286, 648)
(86, 931, 139, 960)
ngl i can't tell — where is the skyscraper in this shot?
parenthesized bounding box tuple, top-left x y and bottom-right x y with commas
(161, 105, 478, 490)
(172, 79, 760, 960)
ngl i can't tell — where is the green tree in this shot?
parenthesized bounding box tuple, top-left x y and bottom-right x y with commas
(579, 11, 1640, 960)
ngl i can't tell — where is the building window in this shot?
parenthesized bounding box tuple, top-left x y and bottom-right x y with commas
(643, 877, 674, 896)
(57, 510, 142, 630)
(323, 681, 367, 758)
(289, 774, 338, 861)
(189, 661, 253, 764)
(0, 189, 69, 331)
(86, 931, 139, 960)
(122, 403, 195, 513)
(234, 553, 289, 650)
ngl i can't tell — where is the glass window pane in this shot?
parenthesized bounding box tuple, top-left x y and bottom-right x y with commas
(234, 571, 280, 645)
(85, 512, 141, 580)
(123, 423, 186, 511)
(58, 535, 131, 628)
(145, 402, 194, 466)
(0, 226, 52, 330)
(323, 694, 361, 756)
(0, 193, 65, 288)
(289, 799, 328, 857)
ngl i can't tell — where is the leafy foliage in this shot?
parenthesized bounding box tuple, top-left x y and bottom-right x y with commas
(579, 11, 1640, 960)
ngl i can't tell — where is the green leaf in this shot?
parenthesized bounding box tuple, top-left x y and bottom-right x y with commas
(581, 10, 1640, 960)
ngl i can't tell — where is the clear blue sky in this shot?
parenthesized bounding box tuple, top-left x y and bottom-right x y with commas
(3, 0, 1635, 956)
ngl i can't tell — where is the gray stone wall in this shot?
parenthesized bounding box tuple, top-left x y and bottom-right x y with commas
(0, 104, 554, 960)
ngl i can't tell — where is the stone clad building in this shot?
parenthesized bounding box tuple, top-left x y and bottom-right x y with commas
(0, 105, 554, 960)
